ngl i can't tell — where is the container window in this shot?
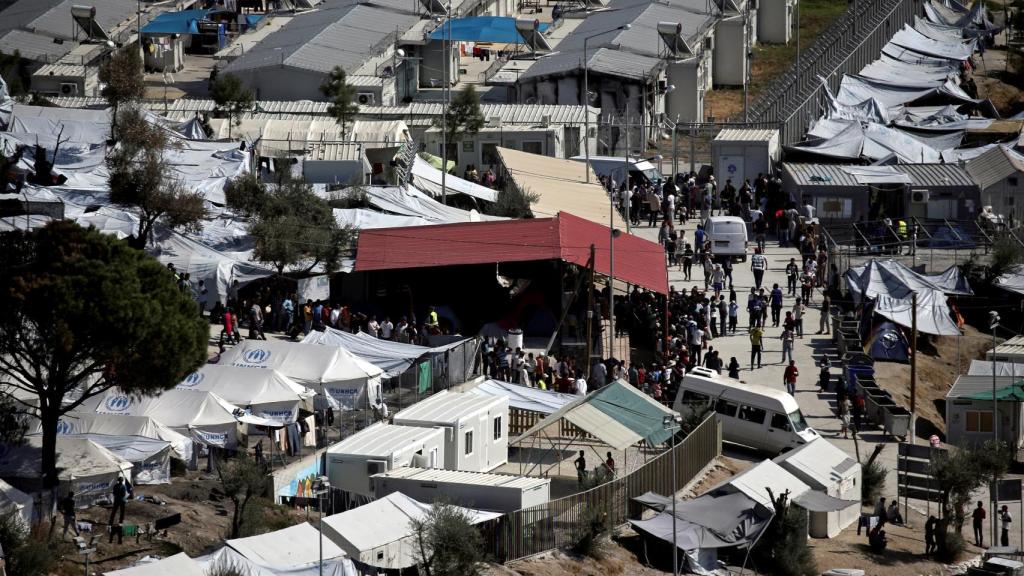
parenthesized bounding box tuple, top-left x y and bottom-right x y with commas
(464, 430, 474, 455)
(966, 411, 993, 433)
(493, 416, 502, 441)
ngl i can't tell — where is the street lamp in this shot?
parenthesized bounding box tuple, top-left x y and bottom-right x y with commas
(990, 310, 1000, 548)
(663, 414, 682, 576)
(440, 4, 453, 204)
(583, 24, 631, 183)
(313, 476, 331, 576)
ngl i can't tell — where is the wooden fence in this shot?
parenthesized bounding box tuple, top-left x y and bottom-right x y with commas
(479, 414, 721, 562)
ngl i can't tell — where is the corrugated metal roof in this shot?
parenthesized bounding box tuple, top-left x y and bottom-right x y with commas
(0, 0, 60, 36)
(327, 422, 442, 456)
(988, 335, 1024, 362)
(715, 128, 779, 142)
(372, 466, 550, 489)
(964, 146, 1024, 190)
(32, 63, 86, 78)
(393, 390, 506, 425)
(726, 460, 810, 508)
(0, 29, 72, 62)
(223, 0, 418, 75)
(305, 142, 367, 161)
(898, 163, 974, 187)
(774, 438, 858, 488)
(781, 163, 863, 187)
(948, 375, 1019, 399)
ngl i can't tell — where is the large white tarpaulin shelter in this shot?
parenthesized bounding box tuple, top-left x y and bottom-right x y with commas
(220, 339, 384, 409)
(996, 265, 1024, 296)
(872, 289, 961, 336)
(0, 436, 133, 501)
(43, 411, 192, 461)
(176, 365, 311, 424)
(302, 327, 472, 377)
(410, 155, 498, 202)
(320, 492, 500, 569)
(845, 260, 972, 302)
(104, 553, 207, 576)
(196, 523, 360, 576)
(333, 208, 435, 230)
(361, 185, 504, 225)
(468, 379, 578, 414)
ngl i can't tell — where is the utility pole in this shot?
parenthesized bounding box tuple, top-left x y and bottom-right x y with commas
(586, 244, 596, 377)
(440, 4, 451, 205)
(623, 104, 630, 233)
(910, 292, 917, 444)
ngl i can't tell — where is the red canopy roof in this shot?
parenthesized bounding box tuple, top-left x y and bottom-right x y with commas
(354, 212, 669, 294)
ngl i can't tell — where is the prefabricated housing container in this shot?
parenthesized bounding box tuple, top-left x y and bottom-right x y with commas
(371, 467, 550, 513)
(712, 129, 780, 187)
(325, 423, 445, 498)
(392, 391, 509, 472)
(774, 437, 861, 538)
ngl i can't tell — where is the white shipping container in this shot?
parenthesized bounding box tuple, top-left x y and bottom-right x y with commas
(371, 467, 550, 513)
(325, 423, 445, 497)
(392, 391, 509, 472)
(711, 129, 781, 188)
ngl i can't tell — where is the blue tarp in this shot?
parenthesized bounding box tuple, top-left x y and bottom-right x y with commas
(429, 16, 549, 44)
(244, 14, 263, 27)
(141, 9, 210, 34)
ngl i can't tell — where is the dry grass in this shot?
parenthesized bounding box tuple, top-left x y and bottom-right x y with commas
(706, 0, 848, 121)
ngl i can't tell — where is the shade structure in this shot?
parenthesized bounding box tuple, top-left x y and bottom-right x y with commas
(966, 381, 1024, 402)
(39, 411, 193, 461)
(354, 212, 669, 294)
(104, 553, 206, 576)
(429, 16, 550, 44)
(512, 380, 680, 449)
(0, 436, 133, 500)
(468, 379, 577, 414)
(302, 327, 472, 377)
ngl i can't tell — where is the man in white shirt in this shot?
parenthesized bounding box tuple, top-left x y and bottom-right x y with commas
(575, 376, 588, 396)
(380, 317, 394, 340)
(366, 317, 380, 338)
(329, 305, 341, 327)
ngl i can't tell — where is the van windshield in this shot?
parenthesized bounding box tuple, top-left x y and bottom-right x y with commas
(712, 222, 746, 234)
(788, 410, 809, 433)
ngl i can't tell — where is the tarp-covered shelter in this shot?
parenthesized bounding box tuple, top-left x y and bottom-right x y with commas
(872, 290, 961, 336)
(865, 321, 911, 361)
(996, 265, 1024, 297)
(410, 155, 498, 202)
(320, 492, 501, 569)
(176, 365, 311, 424)
(845, 260, 972, 302)
(630, 490, 773, 573)
(512, 380, 679, 449)
(104, 553, 207, 576)
(354, 212, 669, 294)
(44, 411, 192, 461)
(429, 16, 550, 45)
(495, 146, 625, 229)
(0, 478, 34, 526)
(220, 339, 384, 410)
(0, 436, 133, 502)
(301, 326, 472, 378)
(197, 522, 359, 576)
(468, 379, 578, 414)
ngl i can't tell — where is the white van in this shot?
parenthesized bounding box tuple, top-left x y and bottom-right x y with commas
(704, 216, 748, 262)
(672, 367, 818, 453)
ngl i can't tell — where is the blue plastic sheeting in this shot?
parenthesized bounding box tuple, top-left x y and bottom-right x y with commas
(141, 9, 210, 34)
(244, 14, 263, 27)
(429, 16, 549, 44)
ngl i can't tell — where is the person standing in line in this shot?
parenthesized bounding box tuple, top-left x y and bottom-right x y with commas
(973, 501, 986, 547)
(750, 248, 768, 290)
(729, 298, 739, 334)
(781, 327, 794, 364)
(819, 293, 832, 335)
(749, 325, 764, 370)
(1001, 505, 1012, 547)
(783, 360, 799, 395)
(718, 296, 728, 337)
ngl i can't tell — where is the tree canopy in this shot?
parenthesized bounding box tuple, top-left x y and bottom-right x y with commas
(0, 222, 208, 487)
(247, 174, 355, 274)
(411, 501, 485, 576)
(210, 73, 254, 137)
(224, 172, 268, 218)
(320, 66, 360, 139)
(108, 109, 207, 248)
(98, 49, 145, 140)
(435, 85, 485, 143)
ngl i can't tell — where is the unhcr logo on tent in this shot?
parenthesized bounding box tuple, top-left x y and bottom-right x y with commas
(105, 394, 131, 412)
(243, 348, 271, 365)
(180, 371, 205, 388)
(56, 419, 74, 435)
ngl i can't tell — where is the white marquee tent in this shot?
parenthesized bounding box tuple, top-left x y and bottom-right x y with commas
(44, 411, 193, 461)
(196, 522, 360, 576)
(176, 365, 313, 424)
(104, 553, 206, 576)
(221, 339, 384, 410)
(0, 436, 133, 501)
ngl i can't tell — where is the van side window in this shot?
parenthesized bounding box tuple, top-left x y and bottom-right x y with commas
(770, 413, 791, 430)
(715, 399, 737, 417)
(738, 405, 767, 424)
(681, 390, 710, 404)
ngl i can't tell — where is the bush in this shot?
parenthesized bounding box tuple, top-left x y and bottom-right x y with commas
(861, 459, 887, 506)
(486, 186, 538, 218)
(571, 503, 610, 559)
(936, 529, 967, 563)
(0, 514, 59, 576)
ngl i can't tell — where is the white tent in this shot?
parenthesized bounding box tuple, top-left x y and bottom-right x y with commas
(177, 365, 312, 424)
(104, 553, 206, 576)
(220, 339, 384, 410)
(320, 492, 501, 569)
(968, 359, 1024, 377)
(46, 411, 193, 461)
(468, 379, 577, 415)
(0, 436, 133, 501)
(411, 156, 498, 202)
(55, 434, 172, 485)
(79, 388, 274, 448)
(195, 523, 359, 576)
(302, 327, 472, 377)
(0, 478, 34, 526)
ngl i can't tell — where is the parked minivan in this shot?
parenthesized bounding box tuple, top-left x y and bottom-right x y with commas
(672, 367, 818, 453)
(704, 216, 748, 262)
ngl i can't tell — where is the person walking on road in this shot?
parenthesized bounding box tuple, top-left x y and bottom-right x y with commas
(770, 283, 784, 327)
(818, 293, 832, 334)
(781, 327, 794, 364)
(747, 288, 762, 329)
(793, 298, 806, 339)
(783, 360, 799, 395)
(750, 248, 767, 290)
(749, 325, 764, 370)
(786, 257, 799, 296)
(973, 501, 986, 547)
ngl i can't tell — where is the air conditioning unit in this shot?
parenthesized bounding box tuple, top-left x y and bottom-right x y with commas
(911, 190, 930, 203)
(357, 92, 376, 105)
(60, 82, 78, 95)
(486, 116, 502, 128)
